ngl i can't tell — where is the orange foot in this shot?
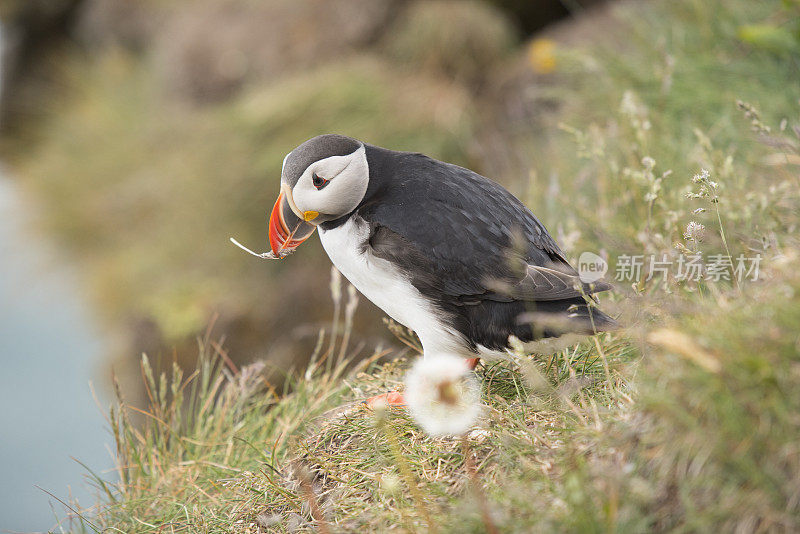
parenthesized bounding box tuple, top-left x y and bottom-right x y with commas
(363, 391, 406, 408)
(466, 357, 480, 370)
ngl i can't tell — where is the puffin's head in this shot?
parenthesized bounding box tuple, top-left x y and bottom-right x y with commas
(268, 134, 368, 257)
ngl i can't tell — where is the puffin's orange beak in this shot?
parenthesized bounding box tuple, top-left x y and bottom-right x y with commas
(268, 188, 316, 258)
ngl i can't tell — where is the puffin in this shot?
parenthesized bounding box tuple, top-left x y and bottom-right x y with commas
(266, 134, 616, 405)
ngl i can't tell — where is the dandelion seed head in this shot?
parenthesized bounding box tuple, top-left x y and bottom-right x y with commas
(405, 354, 481, 437)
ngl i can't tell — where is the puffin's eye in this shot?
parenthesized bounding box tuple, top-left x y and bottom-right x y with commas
(312, 173, 329, 190)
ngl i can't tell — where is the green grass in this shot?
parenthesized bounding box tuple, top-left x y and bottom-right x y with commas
(17, 0, 800, 531)
(64, 317, 637, 532)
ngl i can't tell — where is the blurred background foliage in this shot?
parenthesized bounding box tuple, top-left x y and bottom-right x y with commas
(0, 0, 796, 388)
(0, 0, 607, 384)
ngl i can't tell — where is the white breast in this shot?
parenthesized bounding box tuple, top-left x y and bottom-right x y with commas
(318, 217, 465, 357)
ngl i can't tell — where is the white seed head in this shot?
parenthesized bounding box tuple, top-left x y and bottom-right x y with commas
(404, 354, 481, 437)
(692, 169, 710, 184)
(684, 221, 706, 242)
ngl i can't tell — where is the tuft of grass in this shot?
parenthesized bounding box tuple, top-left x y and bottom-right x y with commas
(85, 329, 369, 532)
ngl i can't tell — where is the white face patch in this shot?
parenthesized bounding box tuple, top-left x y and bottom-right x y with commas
(290, 145, 369, 221)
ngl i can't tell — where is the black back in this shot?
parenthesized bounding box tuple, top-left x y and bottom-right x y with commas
(342, 144, 615, 351)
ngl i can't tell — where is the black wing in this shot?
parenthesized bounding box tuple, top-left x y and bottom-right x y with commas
(359, 152, 610, 305)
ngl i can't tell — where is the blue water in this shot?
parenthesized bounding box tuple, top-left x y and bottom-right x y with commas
(0, 177, 112, 533)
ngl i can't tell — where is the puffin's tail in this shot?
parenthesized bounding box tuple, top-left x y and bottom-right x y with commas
(568, 304, 619, 334)
(517, 300, 619, 339)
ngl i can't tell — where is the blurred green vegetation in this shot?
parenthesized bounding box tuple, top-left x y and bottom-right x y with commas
(3, 0, 551, 379)
(6, 64, 478, 376)
(512, 0, 799, 244)
(11, 52, 475, 337)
